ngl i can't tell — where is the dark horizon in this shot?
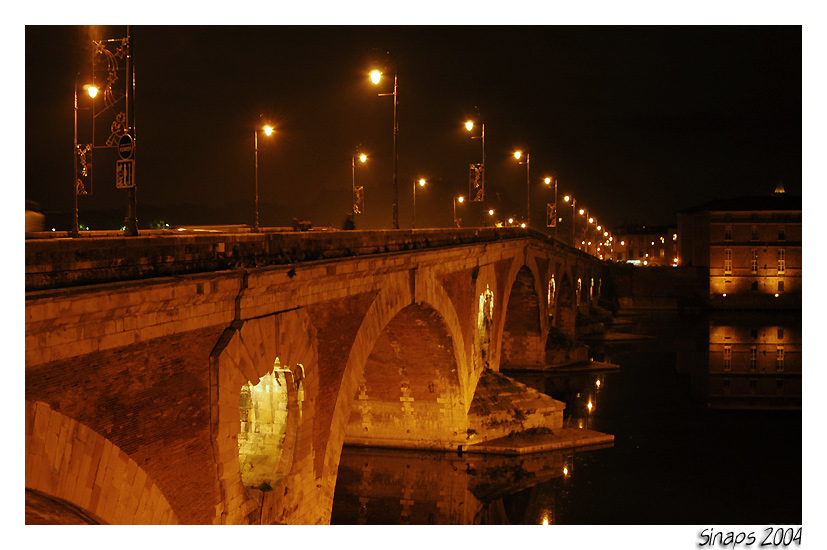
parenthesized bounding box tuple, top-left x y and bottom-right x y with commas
(25, 25, 802, 232)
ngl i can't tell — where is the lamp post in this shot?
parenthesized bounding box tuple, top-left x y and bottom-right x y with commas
(545, 176, 558, 240)
(254, 124, 274, 232)
(370, 68, 399, 229)
(514, 151, 530, 226)
(564, 194, 576, 248)
(453, 196, 465, 228)
(465, 120, 485, 202)
(73, 78, 97, 237)
(352, 150, 367, 220)
(413, 178, 426, 229)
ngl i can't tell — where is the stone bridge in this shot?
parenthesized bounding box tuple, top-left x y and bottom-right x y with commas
(25, 228, 607, 524)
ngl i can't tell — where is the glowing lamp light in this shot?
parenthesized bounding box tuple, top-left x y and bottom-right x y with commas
(418, 178, 426, 187)
(542, 518, 549, 525)
(723, 293, 727, 297)
(544, 177, 551, 185)
(87, 85, 99, 98)
(521, 223, 526, 228)
(508, 218, 514, 224)
(589, 217, 594, 224)
(563, 466, 569, 476)
(369, 69, 382, 84)
(564, 195, 571, 203)
(465, 120, 474, 131)
(457, 196, 464, 203)
(514, 151, 522, 160)
(579, 209, 585, 215)
(489, 209, 495, 215)
(263, 125, 274, 136)
(597, 225, 602, 230)
(775, 293, 780, 297)
(587, 401, 593, 412)
(596, 379, 601, 388)
(359, 153, 367, 163)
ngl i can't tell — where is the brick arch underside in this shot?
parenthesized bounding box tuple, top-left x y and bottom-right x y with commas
(344, 303, 467, 449)
(500, 265, 544, 367)
(211, 308, 320, 525)
(25, 400, 178, 525)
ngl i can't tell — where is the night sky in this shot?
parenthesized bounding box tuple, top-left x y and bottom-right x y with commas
(25, 24, 801, 232)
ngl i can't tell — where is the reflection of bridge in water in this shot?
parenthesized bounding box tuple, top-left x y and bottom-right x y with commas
(25, 228, 612, 524)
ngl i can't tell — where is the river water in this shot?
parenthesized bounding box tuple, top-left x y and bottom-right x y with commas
(330, 311, 802, 525)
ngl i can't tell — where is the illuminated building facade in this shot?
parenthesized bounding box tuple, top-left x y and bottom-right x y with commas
(677, 187, 801, 309)
(611, 224, 678, 266)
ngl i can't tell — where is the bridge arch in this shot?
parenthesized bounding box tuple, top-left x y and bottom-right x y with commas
(210, 308, 317, 524)
(334, 270, 470, 451)
(25, 400, 177, 524)
(499, 260, 546, 368)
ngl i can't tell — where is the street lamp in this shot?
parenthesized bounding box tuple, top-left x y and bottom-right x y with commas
(352, 149, 367, 220)
(413, 178, 426, 229)
(370, 67, 399, 229)
(73, 77, 97, 237)
(564, 194, 577, 248)
(465, 120, 485, 203)
(453, 196, 465, 227)
(514, 151, 530, 226)
(253, 124, 274, 232)
(545, 176, 558, 239)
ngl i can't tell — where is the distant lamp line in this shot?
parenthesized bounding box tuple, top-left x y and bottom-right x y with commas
(73, 76, 98, 237)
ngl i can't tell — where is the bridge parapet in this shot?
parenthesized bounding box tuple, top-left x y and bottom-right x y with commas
(26, 227, 583, 292)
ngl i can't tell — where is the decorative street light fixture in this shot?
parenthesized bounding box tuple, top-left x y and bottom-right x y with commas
(253, 124, 274, 232)
(352, 149, 367, 220)
(453, 196, 465, 227)
(413, 178, 426, 229)
(370, 67, 399, 229)
(514, 151, 530, 226)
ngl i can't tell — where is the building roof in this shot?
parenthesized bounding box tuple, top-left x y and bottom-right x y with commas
(679, 194, 801, 214)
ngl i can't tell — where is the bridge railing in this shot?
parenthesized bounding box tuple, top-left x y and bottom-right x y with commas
(25, 227, 588, 292)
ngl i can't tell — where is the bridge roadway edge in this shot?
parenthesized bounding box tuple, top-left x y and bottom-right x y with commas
(25, 228, 608, 524)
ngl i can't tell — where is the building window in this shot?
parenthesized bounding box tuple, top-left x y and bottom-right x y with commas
(778, 226, 786, 241)
(751, 249, 758, 273)
(725, 249, 732, 275)
(723, 344, 732, 371)
(725, 226, 732, 241)
(776, 346, 784, 371)
(751, 225, 758, 240)
(777, 249, 785, 274)
(750, 346, 757, 371)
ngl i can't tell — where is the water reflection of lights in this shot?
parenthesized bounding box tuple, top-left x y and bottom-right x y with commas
(595, 379, 601, 388)
(563, 466, 568, 476)
(587, 400, 593, 412)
